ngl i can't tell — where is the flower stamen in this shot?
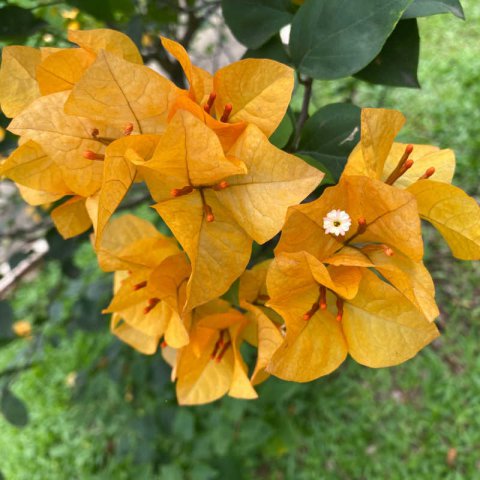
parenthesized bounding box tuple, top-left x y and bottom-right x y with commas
(419, 166, 435, 180)
(123, 122, 134, 136)
(143, 298, 160, 314)
(336, 298, 344, 322)
(220, 103, 233, 122)
(83, 150, 105, 161)
(133, 280, 147, 291)
(385, 144, 414, 185)
(212, 180, 229, 191)
(171, 185, 194, 197)
(203, 92, 217, 114)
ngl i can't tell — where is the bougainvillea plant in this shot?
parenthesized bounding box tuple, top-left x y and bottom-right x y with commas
(1, 22, 479, 405)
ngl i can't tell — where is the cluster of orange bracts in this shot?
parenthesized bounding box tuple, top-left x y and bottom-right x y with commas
(1, 29, 479, 404)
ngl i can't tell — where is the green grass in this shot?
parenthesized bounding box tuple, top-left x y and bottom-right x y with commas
(1, 252, 479, 480)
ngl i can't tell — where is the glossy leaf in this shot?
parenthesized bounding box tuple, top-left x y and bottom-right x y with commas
(298, 103, 361, 181)
(0, 6, 45, 38)
(243, 35, 291, 66)
(222, 0, 293, 49)
(403, 0, 464, 19)
(290, 0, 412, 79)
(355, 19, 420, 88)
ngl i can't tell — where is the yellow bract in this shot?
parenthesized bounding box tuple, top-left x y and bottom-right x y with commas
(161, 36, 294, 136)
(408, 180, 480, 260)
(344, 108, 480, 259)
(266, 254, 439, 381)
(0, 46, 41, 117)
(68, 28, 143, 65)
(2, 28, 472, 405)
(276, 175, 423, 261)
(64, 50, 183, 134)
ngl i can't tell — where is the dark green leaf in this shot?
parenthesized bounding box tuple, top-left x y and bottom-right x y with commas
(65, 0, 135, 23)
(243, 34, 291, 65)
(297, 103, 361, 182)
(1, 387, 29, 427)
(290, 0, 412, 79)
(0, 6, 45, 38)
(222, 0, 293, 49)
(0, 469, 5, 479)
(0, 301, 14, 340)
(221, 278, 240, 308)
(403, 0, 464, 19)
(269, 108, 294, 149)
(355, 19, 420, 88)
(124, 15, 143, 51)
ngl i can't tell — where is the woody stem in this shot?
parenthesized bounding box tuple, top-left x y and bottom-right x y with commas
(293, 76, 313, 151)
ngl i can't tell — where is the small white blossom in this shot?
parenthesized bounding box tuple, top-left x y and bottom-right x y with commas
(323, 209, 351, 236)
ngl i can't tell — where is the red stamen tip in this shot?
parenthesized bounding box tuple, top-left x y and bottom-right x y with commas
(161, 341, 167, 348)
(402, 159, 414, 172)
(133, 280, 147, 291)
(171, 185, 194, 197)
(204, 92, 217, 114)
(384, 246, 394, 256)
(123, 123, 134, 136)
(143, 298, 160, 314)
(204, 204, 215, 222)
(213, 180, 229, 191)
(83, 150, 104, 160)
(336, 298, 344, 322)
(357, 217, 367, 234)
(405, 144, 414, 155)
(303, 302, 320, 321)
(420, 166, 435, 180)
(220, 103, 233, 122)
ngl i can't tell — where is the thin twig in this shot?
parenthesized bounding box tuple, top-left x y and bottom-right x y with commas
(292, 76, 313, 151)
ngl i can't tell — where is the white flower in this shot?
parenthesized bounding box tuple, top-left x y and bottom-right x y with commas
(323, 209, 351, 236)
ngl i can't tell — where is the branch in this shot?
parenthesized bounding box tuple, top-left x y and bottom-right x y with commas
(292, 76, 313, 151)
(0, 219, 52, 240)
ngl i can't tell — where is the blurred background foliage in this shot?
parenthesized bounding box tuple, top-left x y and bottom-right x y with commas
(0, 0, 479, 479)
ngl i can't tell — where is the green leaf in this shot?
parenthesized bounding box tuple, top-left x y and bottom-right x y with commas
(355, 19, 420, 88)
(290, 0, 413, 79)
(243, 34, 291, 65)
(65, 0, 135, 22)
(221, 278, 240, 308)
(221, 0, 293, 49)
(403, 0, 464, 19)
(269, 108, 294, 149)
(0, 301, 14, 340)
(297, 103, 361, 182)
(0, 6, 45, 38)
(1, 387, 29, 427)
